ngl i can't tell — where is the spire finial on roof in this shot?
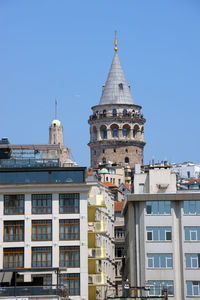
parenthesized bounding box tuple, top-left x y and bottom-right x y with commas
(55, 99, 57, 119)
(114, 31, 118, 52)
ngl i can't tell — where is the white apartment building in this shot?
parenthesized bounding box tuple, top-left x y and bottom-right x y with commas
(0, 166, 114, 300)
(172, 162, 200, 179)
(122, 163, 200, 299)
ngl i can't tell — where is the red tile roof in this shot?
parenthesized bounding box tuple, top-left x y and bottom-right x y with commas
(102, 181, 116, 187)
(114, 201, 124, 211)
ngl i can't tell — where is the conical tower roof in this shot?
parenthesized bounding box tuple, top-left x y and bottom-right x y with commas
(99, 52, 134, 105)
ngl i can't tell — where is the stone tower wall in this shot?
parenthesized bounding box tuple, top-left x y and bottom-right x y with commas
(88, 104, 145, 168)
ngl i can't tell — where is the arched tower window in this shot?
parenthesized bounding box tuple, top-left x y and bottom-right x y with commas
(113, 109, 117, 116)
(92, 126, 97, 141)
(113, 128, 118, 137)
(125, 157, 129, 163)
(103, 110, 107, 117)
(133, 125, 140, 139)
(123, 109, 127, 116)
(111, 124, 119, 138)
(100, 125, 107, 139)
(123, 125, 130, 138)
(102, 157, 106, 164)
(123, 128, 127, 137)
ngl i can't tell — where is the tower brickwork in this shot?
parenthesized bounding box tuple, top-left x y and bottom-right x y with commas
(88, 38, 146, 169)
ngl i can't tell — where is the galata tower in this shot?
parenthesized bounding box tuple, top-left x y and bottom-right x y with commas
(88, 34, 146, 168)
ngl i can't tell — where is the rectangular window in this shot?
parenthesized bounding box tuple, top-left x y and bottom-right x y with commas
(146, 227, 172, 241)
(32, 247, 52, 268)
(32, 220, 52, 241)
(32, 274, 52, 286)
(4, 194, 24, 215)
(60, 246, 80, 267)
(59, 194, 79, 214)
(59, 219, 80, 240)
(4, 248, 24, 268)
(148, 280, 174, 296)
(184, 201, 200, 215)
(187, 281, 200, 296)
(4, 221, 24, 242)
(146, 201, 171, 215)
(147, 254, 173, 268)
(185, 227, 200, 241)
(186, 254, 200, 268)
(115, 246, 124, 258)
(139, 184, 144, 194)
(32, 194, 52, 214)
(59, 273, 80, 295)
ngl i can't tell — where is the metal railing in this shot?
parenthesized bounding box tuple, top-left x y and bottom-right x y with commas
(59, 260, 80, 267)
(4, 262, 24, 268)
(0, 285, 62, 297)
(4, 234, 24, 242)
(59, 233, 80, 240)
(4, 207, 24, 215)
(59, 206, 79, 214)
(32, 261, 52, 268)
(89, 112, 144, 121)
(32, 207, 52, 214)
(32, 234, 52, 241)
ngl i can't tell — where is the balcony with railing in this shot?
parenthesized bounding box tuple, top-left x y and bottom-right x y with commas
(88, 273, 106, 286)
(88, 221, 106, 234)
(115, 230, 125, 243)
(4, 261, 24, 268)
(88, 247, 106, 260)
(59, 232, 80, 240)
(32, 261, 52, 268)
(0, 286, 62, 297)
(32, 234, 52, 241)
(89, 112, 145, 123)
(88, 194, 106, 207)
(4, 207, 24, 215)
(59, 260, 80, 268)
(4, 234, 24, 242)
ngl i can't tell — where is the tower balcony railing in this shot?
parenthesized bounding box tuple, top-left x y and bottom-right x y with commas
(88, 273, 106, 286)
(88, 247, 106, 259)
(88, 221, 106, 234)
(88, 194, 106, 207)
(89, 112, 144, 122)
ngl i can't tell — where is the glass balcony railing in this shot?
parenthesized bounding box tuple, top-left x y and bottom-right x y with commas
(88, 221, 106, 234)
(88, 247, 106, 259)
(88, 195, 106, 207)
(88, 273, 106, 286)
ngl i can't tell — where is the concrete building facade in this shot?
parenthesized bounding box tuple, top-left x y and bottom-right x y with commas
(122, 163, 200, 299)
(0, 165, 115, 300)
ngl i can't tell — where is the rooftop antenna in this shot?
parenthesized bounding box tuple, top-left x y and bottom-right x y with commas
(114, 31, 118, 52)
(55, 99, 57, 120)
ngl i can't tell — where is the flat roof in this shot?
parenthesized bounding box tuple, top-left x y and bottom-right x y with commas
(122, 192, 200, 215)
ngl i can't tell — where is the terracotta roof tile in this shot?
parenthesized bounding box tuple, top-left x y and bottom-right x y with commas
(114, 201, 124, 211)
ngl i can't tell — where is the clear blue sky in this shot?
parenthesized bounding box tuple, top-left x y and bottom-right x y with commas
(1, 0, 200, 166)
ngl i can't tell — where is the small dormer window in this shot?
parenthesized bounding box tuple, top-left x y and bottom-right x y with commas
(119, 83, 123, 90)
